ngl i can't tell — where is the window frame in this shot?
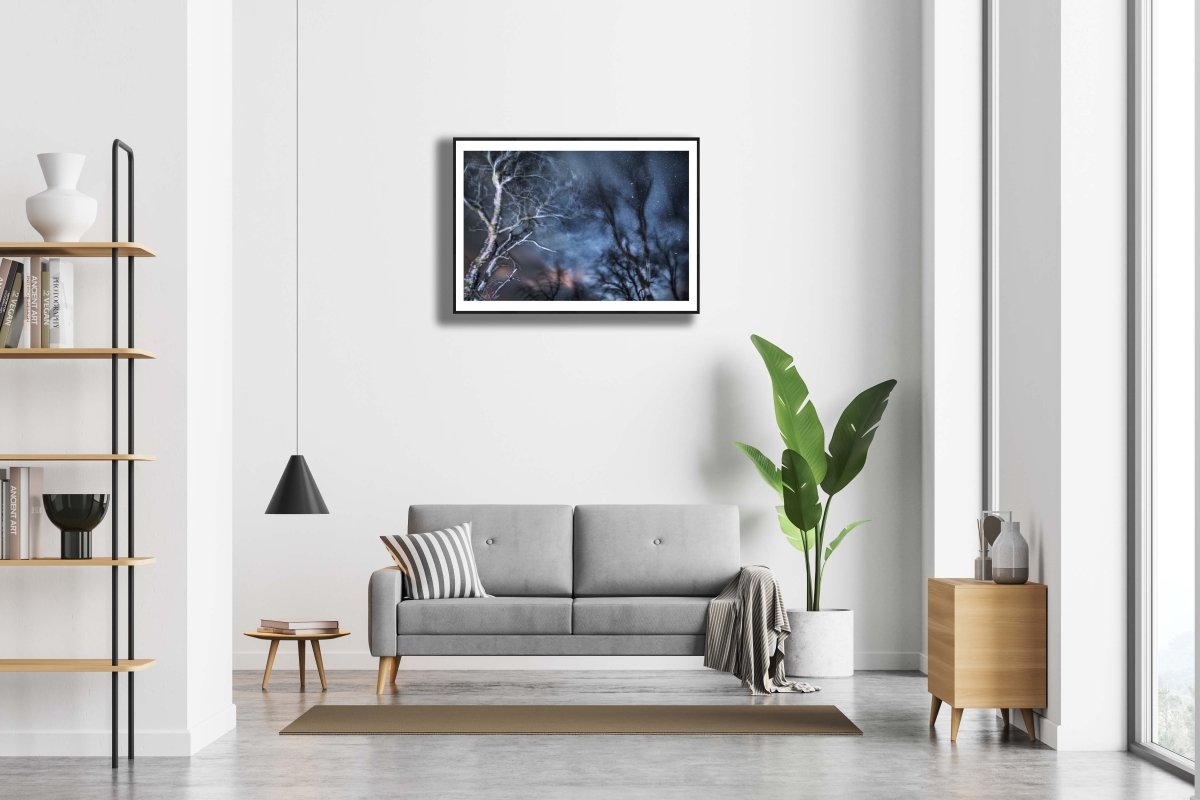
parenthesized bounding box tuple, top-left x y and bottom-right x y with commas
(1128, 0, 1196, 780)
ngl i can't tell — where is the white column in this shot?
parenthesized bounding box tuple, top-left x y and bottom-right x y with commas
(1057, 0, 1128, 751)
(185, 0, 236, 753)
(920, 0, 985, 674)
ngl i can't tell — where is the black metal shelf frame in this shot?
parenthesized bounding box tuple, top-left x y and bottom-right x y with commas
(111, 139, 137, 768)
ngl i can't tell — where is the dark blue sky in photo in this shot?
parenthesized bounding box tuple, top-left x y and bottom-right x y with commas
(462, 149, 690, 301)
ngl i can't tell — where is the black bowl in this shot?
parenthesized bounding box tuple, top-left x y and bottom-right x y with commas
(42, 494, 110, 533)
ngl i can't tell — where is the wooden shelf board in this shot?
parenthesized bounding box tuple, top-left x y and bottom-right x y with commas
(0, 557, 155, 567)
(0, 242, 155, 258)
(0, 347, 155, 360)
(0, 454, 155, 462)
(0, 659, 156, 673)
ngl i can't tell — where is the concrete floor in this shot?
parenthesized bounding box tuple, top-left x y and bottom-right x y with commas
(0, 669, 1191, 799)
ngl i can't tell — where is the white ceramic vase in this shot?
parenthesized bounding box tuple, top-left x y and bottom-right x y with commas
(26, 153, 97, 242)
(784, 608, 854, 677)
(991, 520, 1030, 584)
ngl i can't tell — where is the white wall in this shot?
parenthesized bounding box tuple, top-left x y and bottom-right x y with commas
(995, 0, 1127, 750)
(0, 0, 234, 756)
(233, 0, 925, 671)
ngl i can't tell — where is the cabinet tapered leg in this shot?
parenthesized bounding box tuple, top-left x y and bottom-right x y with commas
(929, 695, 943, 726)
(312, 640, 328, 690)
(1001, 708, 1010, 729)
(1021, 708, 1037, 742)
(297, 640, 306, 690)
(950, 707, 964, 741)
(262, 640, 280, 690)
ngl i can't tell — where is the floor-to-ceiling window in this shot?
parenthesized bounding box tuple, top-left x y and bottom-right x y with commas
(1132, 0, 1196, 775)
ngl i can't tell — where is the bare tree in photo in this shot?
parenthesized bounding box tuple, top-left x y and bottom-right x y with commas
(520, 264, 569, 301)
(585, 152, 689, 301)
(462, 152, 573, 301)
(657, 173, 690, 300)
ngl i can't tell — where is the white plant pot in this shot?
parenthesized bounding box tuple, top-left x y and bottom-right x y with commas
(26, 153, 97, 242)
(784, 608, 854, 677)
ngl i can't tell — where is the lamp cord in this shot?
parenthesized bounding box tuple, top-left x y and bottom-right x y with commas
(295, 0, 301, 456)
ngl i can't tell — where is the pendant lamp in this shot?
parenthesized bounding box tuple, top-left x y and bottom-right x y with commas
(266, 0, 328, 515)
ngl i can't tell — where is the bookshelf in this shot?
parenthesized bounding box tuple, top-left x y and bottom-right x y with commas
(0, 140, 152, 768)
(0, 347, 155, 360)
(0, 556, 155, 567)
(0, 242, 154, 258)
(0, 454, 154, 461)
(0, 659, 156, 672)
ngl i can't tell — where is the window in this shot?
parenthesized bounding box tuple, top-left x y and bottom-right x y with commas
(1132, 0, 1196, 773)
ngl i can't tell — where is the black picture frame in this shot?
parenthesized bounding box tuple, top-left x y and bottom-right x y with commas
(451, 136, 700, 314)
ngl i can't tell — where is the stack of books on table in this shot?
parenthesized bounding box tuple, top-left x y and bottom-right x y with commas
(258, 619, 339, 635)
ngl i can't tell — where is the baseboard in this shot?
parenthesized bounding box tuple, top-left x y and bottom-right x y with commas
(1006, 710, 1058, 750)
(187, 703, 237, 755)
(235, 650, 709, 671)
(234, 649, 924, 672)
(0, 703, 237, 757)
(918, 652, 929, 675)
(855, 651, 923, 671)
(1033, 713, 1058, 749)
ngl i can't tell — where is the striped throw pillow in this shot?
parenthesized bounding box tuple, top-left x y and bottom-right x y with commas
(380, 523, 490, 600)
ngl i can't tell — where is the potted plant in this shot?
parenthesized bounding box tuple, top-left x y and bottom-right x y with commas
(736, 334, 896, 677)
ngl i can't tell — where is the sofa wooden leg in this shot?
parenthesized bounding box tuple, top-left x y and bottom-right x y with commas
(389, 655, 400, 687)
(376, 656, 397, 694)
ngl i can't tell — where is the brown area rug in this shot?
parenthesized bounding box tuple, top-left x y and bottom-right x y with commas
(280, 704, 862, 736)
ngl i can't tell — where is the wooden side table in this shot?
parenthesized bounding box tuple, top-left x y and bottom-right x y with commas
(927, 579, 1046, 742)
(243, 630, 350, 691)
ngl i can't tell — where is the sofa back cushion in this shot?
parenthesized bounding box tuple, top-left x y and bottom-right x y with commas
(573, 505, 740, 597)
(408, 505, 573, 597)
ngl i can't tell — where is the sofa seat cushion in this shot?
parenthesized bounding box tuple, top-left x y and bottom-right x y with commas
(397, 597, 572, 636)
(572, 596, 711, 635)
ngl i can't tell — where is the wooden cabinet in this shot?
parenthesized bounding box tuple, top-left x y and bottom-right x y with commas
(927, 578, 1047, 742)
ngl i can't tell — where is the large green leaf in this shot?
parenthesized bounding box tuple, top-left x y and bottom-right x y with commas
(751, 335, 827, 483)
(823, 519, 869, 560)
(777, 505, 813, 552)
(821, 379, 898, 496)
(735, 442, 782, 497)
(782, 448, 823, 534)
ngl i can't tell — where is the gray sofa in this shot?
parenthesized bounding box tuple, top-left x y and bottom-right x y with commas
(368, 504, 739, 692)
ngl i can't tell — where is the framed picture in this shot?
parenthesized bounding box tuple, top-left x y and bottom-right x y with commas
(454, 137, 699, 314)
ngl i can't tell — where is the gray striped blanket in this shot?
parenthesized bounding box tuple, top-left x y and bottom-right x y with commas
(704, 566, 819, 695)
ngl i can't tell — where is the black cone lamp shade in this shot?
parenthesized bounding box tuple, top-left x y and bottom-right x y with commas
(265, 2, 329, 516)
(265, 455, 329, 514)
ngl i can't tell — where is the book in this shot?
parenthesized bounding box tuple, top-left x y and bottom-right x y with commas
(0, 260, 21, 346)
(21, 258, 41, 348)
(2, 263, 24, 348)
(47, 259, 74, 348)
(25, 469, 47, 558)
(0, 259, 14, 329)
(7, 468, 43, 559)
(0, 472, 8, 560)
(39, 259, 50, 346)
(259, 619, 339, 630)
(3, 469, 18, 559)
(257, 626, 339, 635)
